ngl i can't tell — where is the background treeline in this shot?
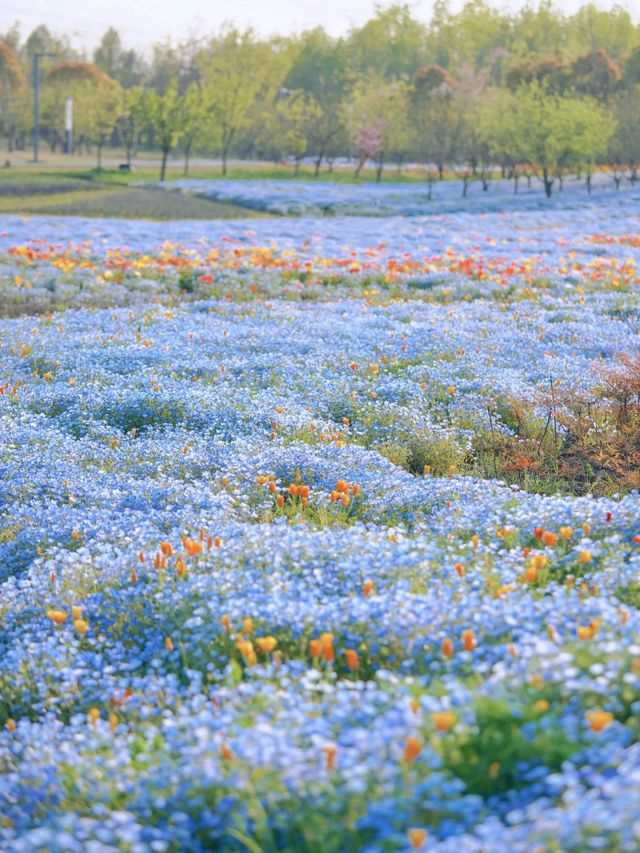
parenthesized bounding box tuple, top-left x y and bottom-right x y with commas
(1, 2, 639, 194)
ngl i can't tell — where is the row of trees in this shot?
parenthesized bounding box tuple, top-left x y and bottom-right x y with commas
(0, 3, 639, 194)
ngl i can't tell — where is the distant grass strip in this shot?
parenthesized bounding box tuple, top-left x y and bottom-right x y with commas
(0, 183, 271, 220)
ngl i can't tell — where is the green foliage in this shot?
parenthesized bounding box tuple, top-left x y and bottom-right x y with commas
(617, 582, 640, 609)
(485, 82, 614, 195)
(1, 6, 639, 178)
(411, 64, 463, 174)
(254, 89, 323, 168)
(344, 75, 411, 180)
(407, 433, 467, 477)
(143, 82, 182, 180)
(610, 84, 640, 173)
(440, 696, 579, 797)
(197, 27, 293, 174)
(41, 65, 123, 167)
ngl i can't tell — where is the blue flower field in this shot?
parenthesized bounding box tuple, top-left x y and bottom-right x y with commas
(0, 187, 639, 852)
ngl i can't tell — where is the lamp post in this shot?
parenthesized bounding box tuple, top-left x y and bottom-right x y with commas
(32, 52, 56, 163)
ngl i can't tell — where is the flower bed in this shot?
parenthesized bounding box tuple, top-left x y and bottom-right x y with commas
(0, 193, 639, 852)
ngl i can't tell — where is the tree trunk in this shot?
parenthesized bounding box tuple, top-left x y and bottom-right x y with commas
(375, 154, 384, 183)
(354, 155, 366, 179)
(586, 173, 592, 194)
(97, 143, 102, 171)
(314, 153, 323, 177)
(543, 169, 553, 198)
(221, 144, 229, 175)
(183, 144, 192, 177)
(160, 148, 169, 182)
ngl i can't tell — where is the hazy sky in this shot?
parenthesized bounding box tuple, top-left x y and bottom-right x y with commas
(1, 0, 638, 51)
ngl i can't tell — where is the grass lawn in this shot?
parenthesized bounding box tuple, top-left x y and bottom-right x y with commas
(0, 174, 272, 219)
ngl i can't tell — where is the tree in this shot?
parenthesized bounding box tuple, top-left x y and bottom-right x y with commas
(178, 81, 204, 176)
(568, 4, 639, 62)
(609, 85, 640, 182)
(505, 58, 571, 95)
(0, 41, 28, 151)
(472, 87, 518, 186)
(197, 27, 291, 175)
(85, 81, 123, 169)
(571, 48, 621, 102)
(285, 28, 349, 175)
(621, 45, 640, 90)
(455, 61, 497, 187)
(94, 27, 145, 87)
(411, 64, 463, 180)
(118, 86, 146, 165)
(0, 23, 21, 53)
(505, 82, 613, 197)
(22, 25, 65, 62)
(254, 89, 322, 173)
(439, 0, 507, 73)
(143, 82, 183, 181)
(346, 4, 428, 78)
(345, 76, 410, 181)
(508, 1, 567, 62)
(44, 62, 122, 165)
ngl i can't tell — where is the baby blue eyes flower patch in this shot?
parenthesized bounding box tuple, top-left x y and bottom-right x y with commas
(0, 188, 639, 852)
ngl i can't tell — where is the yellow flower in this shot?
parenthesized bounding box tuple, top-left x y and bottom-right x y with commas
(430, 711, 456, 732)
(74, 619, 89, 636)
(532, 553, 548, 570)
(255, 636, 277, 654)
(587, 710, 614, 732)
(403, 736, 422, 763)
(407, 828, 428, 850)
(46, 609, 68, 625)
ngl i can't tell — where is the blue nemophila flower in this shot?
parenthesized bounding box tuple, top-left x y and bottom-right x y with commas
(0, 192, 639, 851)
